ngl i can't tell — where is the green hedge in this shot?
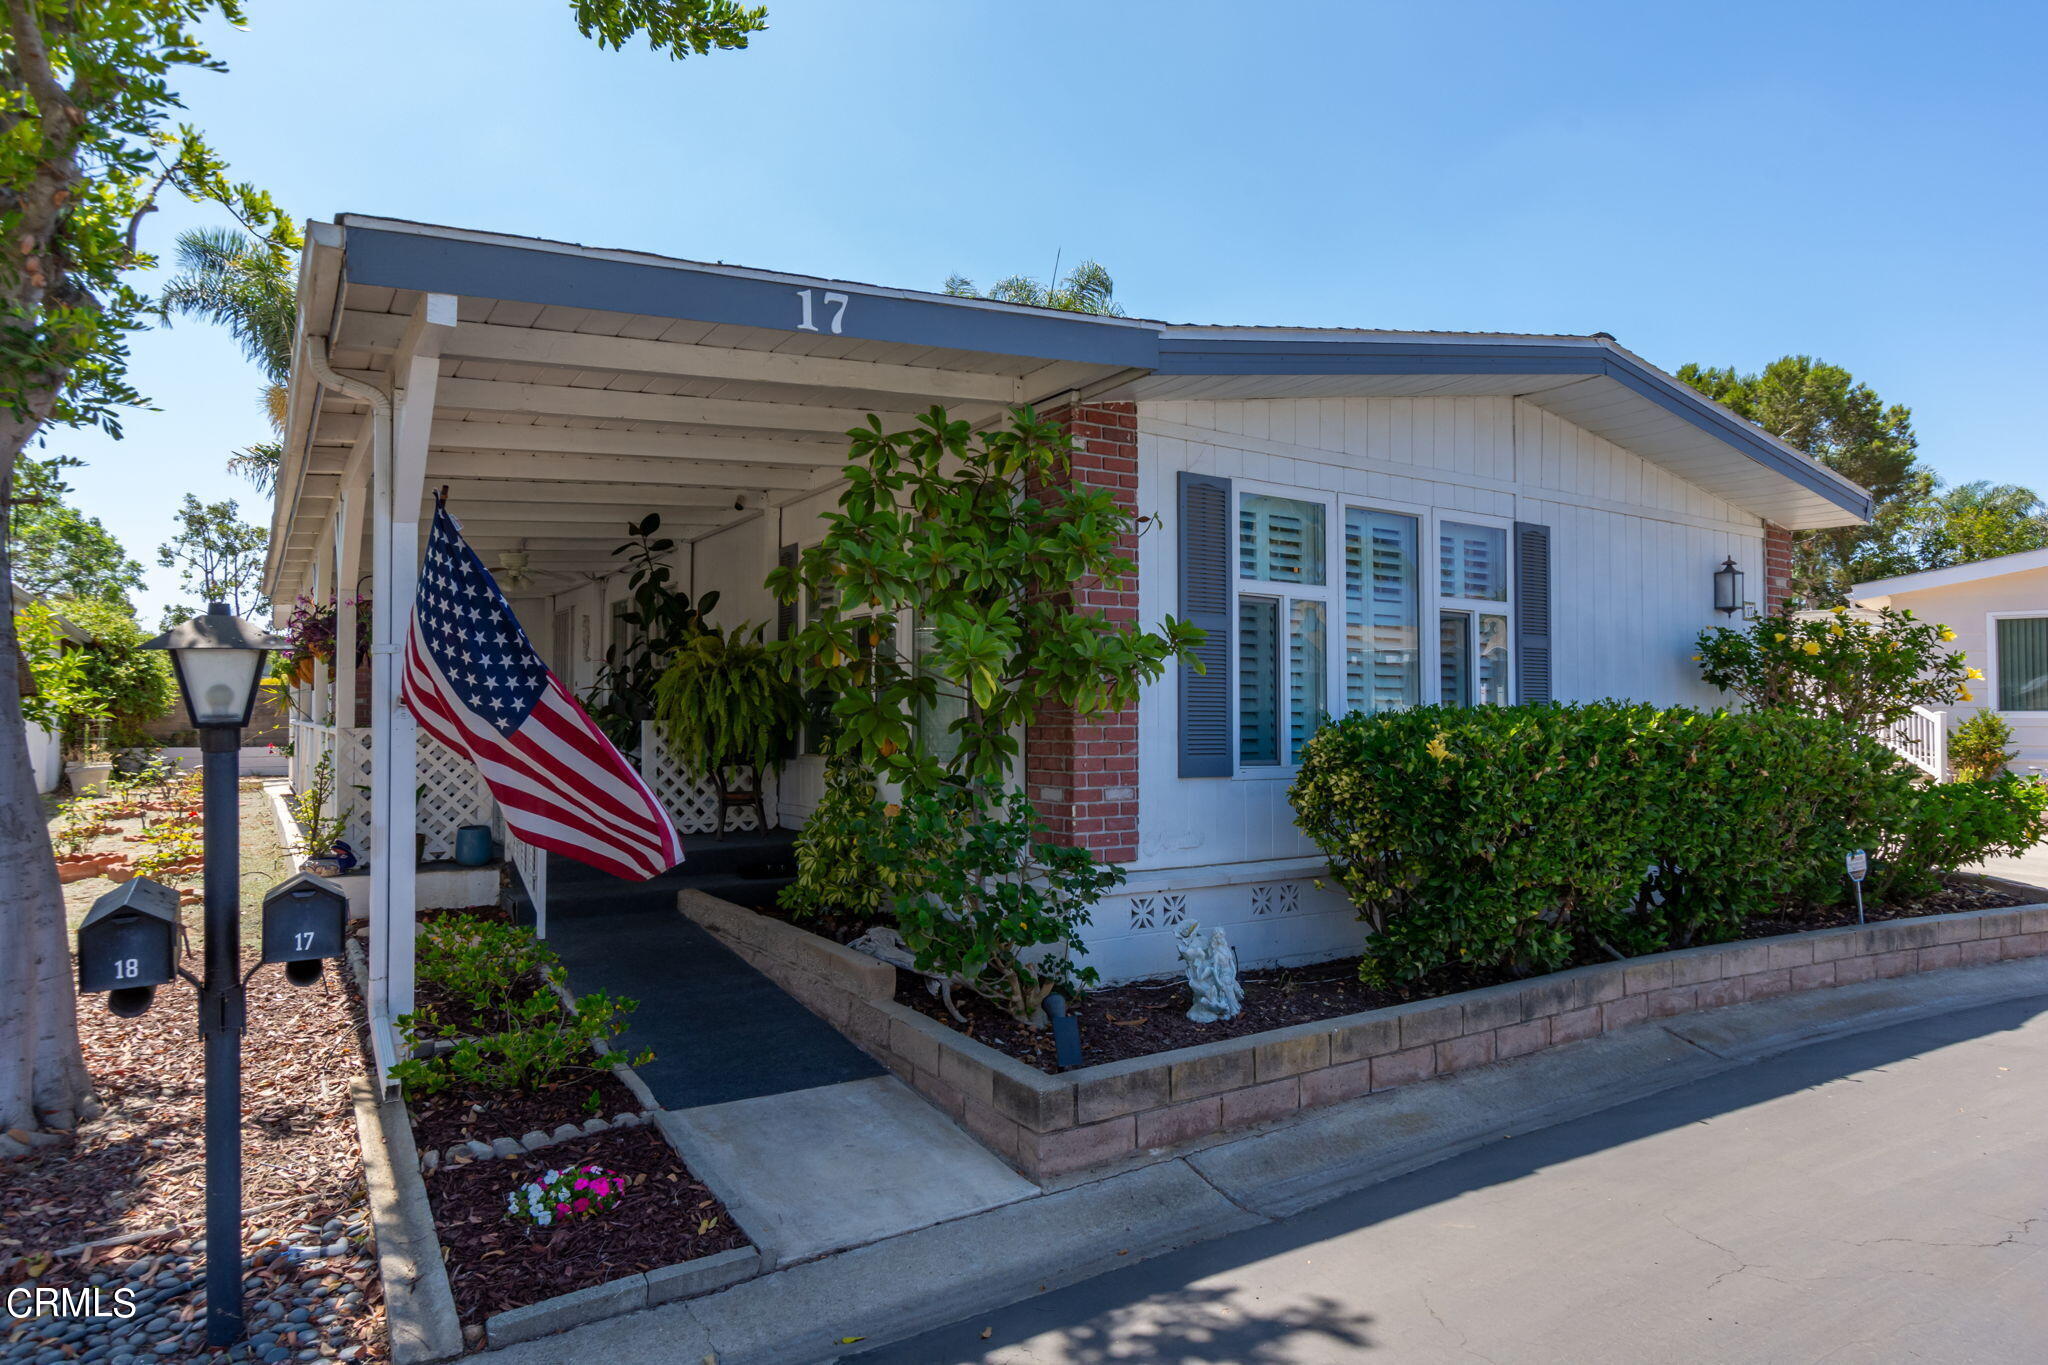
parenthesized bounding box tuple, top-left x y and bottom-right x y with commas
(1289, 703, 2047, 983)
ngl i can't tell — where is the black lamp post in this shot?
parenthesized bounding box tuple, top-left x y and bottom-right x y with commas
(145, 601, 279, 1347)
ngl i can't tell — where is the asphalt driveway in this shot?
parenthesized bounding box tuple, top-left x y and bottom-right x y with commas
(858, 992, 2048, 1364)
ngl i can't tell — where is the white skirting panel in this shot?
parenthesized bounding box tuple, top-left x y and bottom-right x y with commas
(1077, 857, 1366, 984)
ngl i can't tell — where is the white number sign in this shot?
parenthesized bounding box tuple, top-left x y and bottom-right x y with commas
(114, 957, 140, 981)
(795, 288, 849, 335)
(294, 930, 316, 952)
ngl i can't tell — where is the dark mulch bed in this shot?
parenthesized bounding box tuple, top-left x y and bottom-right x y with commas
(897, 874, 2036, 1073)
(896, 959, 1522, 1071)
(427, 1124, 748, 1324)
(408, 1068, 644, 1153)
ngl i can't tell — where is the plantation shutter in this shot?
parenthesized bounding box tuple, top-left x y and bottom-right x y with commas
(777, 543, 800, 759)
(1179, 472, 1233, 776)
(1513, 521, 1552, 703)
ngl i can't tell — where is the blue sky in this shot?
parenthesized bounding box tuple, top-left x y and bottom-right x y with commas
(50, 0, 2048, 625)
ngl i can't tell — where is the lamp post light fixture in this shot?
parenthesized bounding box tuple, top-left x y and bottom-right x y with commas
(1713, 556, 1746, 615)
(144, 601, 282, 1348)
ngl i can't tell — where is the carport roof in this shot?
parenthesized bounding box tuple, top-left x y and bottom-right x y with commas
(267, 216, 1871, 596)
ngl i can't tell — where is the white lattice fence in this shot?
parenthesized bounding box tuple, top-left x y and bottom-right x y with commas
(637, 721, 773, 835)
(333, 725, 497, 860)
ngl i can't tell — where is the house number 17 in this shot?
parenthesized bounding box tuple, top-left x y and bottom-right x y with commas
(795, 289, 849, 335)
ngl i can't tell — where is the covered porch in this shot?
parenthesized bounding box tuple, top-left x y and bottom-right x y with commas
(264, 215, 1151, 1084)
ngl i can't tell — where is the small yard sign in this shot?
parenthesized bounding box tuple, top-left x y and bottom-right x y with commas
(1847, 848, 1869, 924)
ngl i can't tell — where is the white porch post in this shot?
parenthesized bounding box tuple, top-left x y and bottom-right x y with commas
(333, 455, 366, 730)
(308, 523, 332, 731)
(367, 295, 455, 1085)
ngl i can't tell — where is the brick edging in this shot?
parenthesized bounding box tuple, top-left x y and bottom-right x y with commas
(678, 891, 2048, 1182)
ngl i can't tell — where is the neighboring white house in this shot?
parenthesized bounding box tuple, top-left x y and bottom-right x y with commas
(1853, 548, 2048, 776)
(260, 216, 1873, 1075)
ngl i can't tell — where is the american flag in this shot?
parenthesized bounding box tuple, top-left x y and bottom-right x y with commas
(401, 501, 683, 880)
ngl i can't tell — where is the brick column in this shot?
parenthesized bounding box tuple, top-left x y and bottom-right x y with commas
(1024, 402, 1140, 863)
(1762, 521, 1794, 614)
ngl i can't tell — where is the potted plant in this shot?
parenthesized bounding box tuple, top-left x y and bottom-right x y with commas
(652, 625, 803, 836)
(584, 514, 718, 749)
(294, 753, 354, 875)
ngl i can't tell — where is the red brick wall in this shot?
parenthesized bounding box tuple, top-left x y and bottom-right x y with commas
(1763, 522, 1794, 614)
(1025, 402, 1140, 862)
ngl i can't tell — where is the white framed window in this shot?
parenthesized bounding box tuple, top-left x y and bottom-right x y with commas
(1230, 491, 1515, 778)
(1436, 517, 1511, 707)
(1990, 613, 2048, 716)
(1235, 487, 1331, 772)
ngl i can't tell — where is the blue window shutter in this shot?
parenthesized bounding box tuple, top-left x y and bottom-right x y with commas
(1514, 521, 1552, 703)
(1180, 472, 1233, 776)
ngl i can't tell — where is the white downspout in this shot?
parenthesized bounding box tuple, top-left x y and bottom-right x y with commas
(300, 338, 403, 1085)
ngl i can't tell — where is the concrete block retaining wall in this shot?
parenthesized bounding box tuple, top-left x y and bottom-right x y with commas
(678, 889, 2048, 1183)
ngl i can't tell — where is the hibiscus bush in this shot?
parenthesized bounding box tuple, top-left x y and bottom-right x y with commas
(1694, 604, 1976, 735)
(1290, 702, 2046, 984)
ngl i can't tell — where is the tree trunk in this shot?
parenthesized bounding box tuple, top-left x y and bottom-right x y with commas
(0, 428, 96, 1133)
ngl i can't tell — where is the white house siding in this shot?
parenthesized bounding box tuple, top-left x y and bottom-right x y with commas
(1859, 568, 2048, 775)
(1081, 395, 1772, 982)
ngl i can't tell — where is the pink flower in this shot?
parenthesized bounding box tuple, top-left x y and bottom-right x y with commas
(556, 1202, 570, 1214)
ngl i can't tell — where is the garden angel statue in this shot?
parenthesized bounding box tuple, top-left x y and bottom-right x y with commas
(1176, 921, 1244, 1023)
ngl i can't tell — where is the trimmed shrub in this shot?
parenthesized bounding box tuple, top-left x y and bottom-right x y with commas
(1950, 711, 2018, 782)
(1290, 702, 2043, 983)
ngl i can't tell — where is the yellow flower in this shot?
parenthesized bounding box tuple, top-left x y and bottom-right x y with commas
(1800, 640, 1821, 656)
(1828, 623, 1844, 638)
(1690, 654, 1702, 662)
(1960, 688, 1974, 703)
(1425, 733, 1451, 762)
(1967, 667, 1984, 680)
(1939, 626, 1956, 642)
(1831, 605, 1847, 615)
(1773, 633, 1787, 643)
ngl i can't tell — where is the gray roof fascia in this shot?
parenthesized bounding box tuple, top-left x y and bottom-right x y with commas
(1153, 336, 1873, 521)
(342, 226, 1162, 370)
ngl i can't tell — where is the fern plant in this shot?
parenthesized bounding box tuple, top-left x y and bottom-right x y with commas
(651, 625, 803, 781)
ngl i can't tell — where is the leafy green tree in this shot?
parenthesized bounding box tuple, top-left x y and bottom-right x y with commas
(157, 493, 268, 618)
(161, 225, 295, 489)
(771, 407, 1200, 1021)
(944, 259, 1124, 315)
(771, 406, 1200, 791)
(1678, 356, 1920, 604)
(0, 0, 769, 1134)
(1856, 479, 2048, 581)
(7, 455, 145, 606)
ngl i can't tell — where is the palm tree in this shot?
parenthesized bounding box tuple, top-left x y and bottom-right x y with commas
(944, 257, 1124, 316)
(161, 226, 299, 491)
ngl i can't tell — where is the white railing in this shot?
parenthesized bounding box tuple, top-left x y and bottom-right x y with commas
(288, 718, 337, 798)
(1880, 705, 1948, 781)
(506, 827, 549, 937)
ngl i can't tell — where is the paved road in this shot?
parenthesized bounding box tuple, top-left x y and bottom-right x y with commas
(857, 995, 2048, 1364)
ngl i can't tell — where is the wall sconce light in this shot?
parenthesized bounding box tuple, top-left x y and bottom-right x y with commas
(1713, 557, 1745, 614)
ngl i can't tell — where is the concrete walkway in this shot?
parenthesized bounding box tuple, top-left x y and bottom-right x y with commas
(489, 953, 2048, 1365)
(866, 983, 2048, 1364)
(547, 848, 1033, 1267)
